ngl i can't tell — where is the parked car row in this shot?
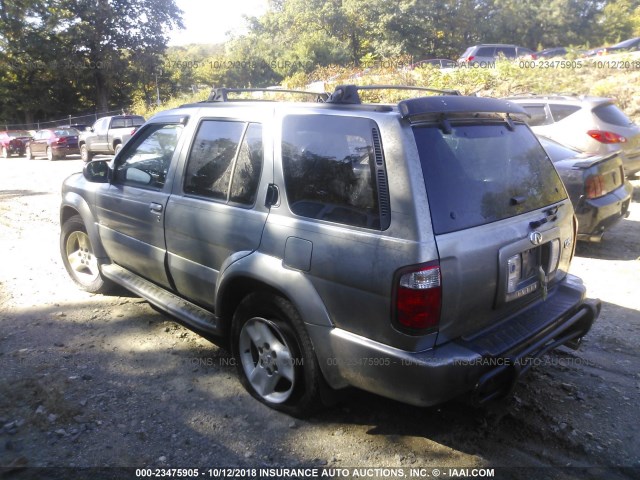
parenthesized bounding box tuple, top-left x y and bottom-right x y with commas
(0, 115, 145, 161)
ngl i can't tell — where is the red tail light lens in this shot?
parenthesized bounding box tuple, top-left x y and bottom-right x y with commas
(55, 137, 66, 144)
(585, 174, 605, 199)
(395, 263, 441, 331)
(130, 128, 137, 136)
(466, 56, 475, 63)
(587, 130, 627, 144)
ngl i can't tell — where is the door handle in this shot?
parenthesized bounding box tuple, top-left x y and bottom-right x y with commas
(149, 202, 163, 214)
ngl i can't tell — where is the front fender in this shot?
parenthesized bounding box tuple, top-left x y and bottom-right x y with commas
(60, 190, 108, 260)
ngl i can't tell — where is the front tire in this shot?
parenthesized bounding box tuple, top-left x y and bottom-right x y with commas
(232, 293, 324, 417)
(60, 215, 112, 293)
(80, 144, 93, 163)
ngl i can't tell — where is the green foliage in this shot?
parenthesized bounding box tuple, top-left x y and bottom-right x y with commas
(0, 0, 182, 125)
(1, 0, 639, 126)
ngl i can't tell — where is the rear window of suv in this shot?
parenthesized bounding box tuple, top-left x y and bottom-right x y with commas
(414, 122, 566, 235)
(592, 104, 633, 127)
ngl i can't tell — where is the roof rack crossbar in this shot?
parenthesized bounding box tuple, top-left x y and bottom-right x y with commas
(207, 87, 328, 103)
(326, 84, 461, 105)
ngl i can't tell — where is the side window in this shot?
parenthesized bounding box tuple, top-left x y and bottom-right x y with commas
(183, 120, 245, 200)
(495, 47, 516, 58)
(114, 123, 184, 189)
(94, 118, 107, 134)
(522, 105, 552, 126)
(229, 124, 263, 205)
(549, 104, 580, 122)
(476, 47, 495, 57)
(282, 115, 383, 229)
(183, 120, 263, 206)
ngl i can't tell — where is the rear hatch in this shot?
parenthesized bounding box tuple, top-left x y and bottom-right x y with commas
(412, 120, 573, 345)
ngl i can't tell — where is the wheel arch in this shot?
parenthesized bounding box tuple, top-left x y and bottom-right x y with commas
(60, 193, 108, 260)
(216, 253, 333, 329)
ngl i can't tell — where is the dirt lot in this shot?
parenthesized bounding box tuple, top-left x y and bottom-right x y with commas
(0, 156, 639, 479)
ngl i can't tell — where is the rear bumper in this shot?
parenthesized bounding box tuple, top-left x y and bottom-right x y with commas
(576, 181, 632, 241)
(52, 145, 80, 155)
(309, 274, 600, 407)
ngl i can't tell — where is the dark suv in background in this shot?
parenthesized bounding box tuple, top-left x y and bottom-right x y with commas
(60, 85, 600, 416)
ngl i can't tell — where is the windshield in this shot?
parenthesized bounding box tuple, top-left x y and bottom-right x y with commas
(53, 129, 79, 137)
(414, 122, 566, 235)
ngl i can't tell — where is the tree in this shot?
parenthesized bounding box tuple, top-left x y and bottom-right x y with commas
(53, 0, 183, 112)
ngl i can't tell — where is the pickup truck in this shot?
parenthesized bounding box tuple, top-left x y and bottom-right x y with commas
(79, 115, 145, 162)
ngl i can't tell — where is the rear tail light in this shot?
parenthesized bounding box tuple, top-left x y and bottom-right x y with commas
(585, 173, 605, 199)
(587, 130, 627, 144)
(395, 263, 441, 331)
(130, 127, 137, 136)
(55, 137, 66, 144)
(465, 56, 475, 63)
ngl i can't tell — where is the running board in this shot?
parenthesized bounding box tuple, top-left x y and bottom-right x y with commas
(101, 264, 223, 336)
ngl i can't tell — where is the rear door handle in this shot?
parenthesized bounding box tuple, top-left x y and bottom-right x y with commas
(150, 202, 163, 214)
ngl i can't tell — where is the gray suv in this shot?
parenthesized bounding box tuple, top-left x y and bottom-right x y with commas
(60, 85, 600, 416)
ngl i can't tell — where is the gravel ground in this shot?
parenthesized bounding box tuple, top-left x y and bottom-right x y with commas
(0, 156, 639, 480)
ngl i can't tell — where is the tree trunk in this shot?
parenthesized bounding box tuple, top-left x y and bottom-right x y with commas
(94, 70, 109, 113)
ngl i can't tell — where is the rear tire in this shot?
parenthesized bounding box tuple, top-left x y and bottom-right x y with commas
(1, 146, 7, 158)
(114, 143, 122, 156)
(60, 215, 112, 293)
(231, 292, 324, 417)
(25, 146, 32, 160)
(47, 146, 56, 161)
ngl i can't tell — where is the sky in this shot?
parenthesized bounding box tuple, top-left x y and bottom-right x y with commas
(168, 0, 269, 46)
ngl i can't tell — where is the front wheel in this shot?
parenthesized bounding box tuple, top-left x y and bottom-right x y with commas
(80, 144, 93, 163)
(60, 215, 112, 293)
(232, 293, 324, 417)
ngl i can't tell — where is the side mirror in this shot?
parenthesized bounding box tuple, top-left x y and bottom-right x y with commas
(83, 160, 111, 183)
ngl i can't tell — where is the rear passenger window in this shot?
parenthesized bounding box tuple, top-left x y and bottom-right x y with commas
(282, 115, 385, 229)
(184, 120, 263, 205)
(549, 104, 580, 122)
(475, 47, 495, 57)
(495, 47, 516, 58)
(522, 105, 552, 126)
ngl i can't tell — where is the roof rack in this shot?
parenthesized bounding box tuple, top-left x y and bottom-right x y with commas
(207, 87, 328, 103)
(326, 85, 461, 105)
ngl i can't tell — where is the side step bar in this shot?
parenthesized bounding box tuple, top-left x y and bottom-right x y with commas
(101, 264, 224, 337)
